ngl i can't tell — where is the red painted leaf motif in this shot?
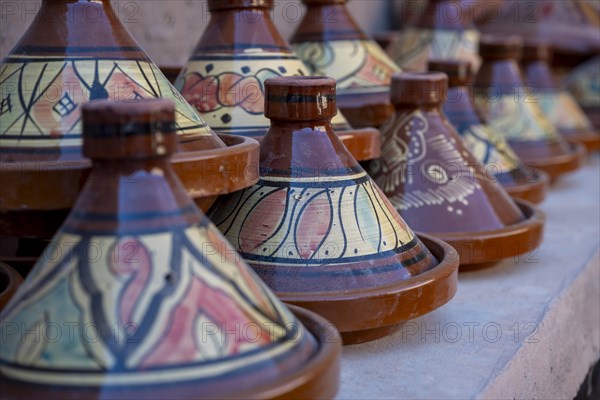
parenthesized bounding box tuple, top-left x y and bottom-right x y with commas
(108, 237, 152, 326)
(239, 189, 287, 254)
(295, 193, 332, 259)
(140, 277, 272, 367)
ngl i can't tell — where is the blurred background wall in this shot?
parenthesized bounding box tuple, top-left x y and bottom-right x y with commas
(0, 0, 398, 67)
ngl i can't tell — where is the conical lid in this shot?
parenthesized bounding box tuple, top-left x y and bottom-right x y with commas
(175, 0, 351, 138)
(369, 72, 525, 234)
(0, 99, 319, 397)
(384, 0, 481, 72)
(565, 55, 600, 129)
(520, 40, 598, 147)
(427, 59, 535, 188)
(473, 35, 579, 167)
(209, 76, 438, 295)
(290, 0, 402, 127)
(0, 0, 224, 163)
(476, 0, 600, 59)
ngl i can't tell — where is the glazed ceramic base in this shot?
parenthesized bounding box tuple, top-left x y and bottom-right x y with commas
(0, 262, 22, 311)
(564, 130, 600, 153)
(338, 91, 395, 129)
(433, 199, 545, 271)
(0, 305, 340, 400)
(520, 142, 586, 183)
(337, 128, 381, 161)
(0, 134, 259, 240)
(504, 169, 550, 205)
(279, 234, 459, 346)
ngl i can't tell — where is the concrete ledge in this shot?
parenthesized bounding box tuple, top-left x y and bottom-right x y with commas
(338, 154, 600, 399)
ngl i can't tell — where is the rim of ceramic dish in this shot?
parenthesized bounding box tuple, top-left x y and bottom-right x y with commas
(530, 142, 586, 181)
(235, 305, 342, 400)
(564, 130, 600, 153)
(0, 262, 23, 311)
(0, 134, 260, 211)
(431, 198, 546, 268)
(279, 233, 460, 343)
(504, 168, 550, 205)
(337, 127, 381, 161)
(0, 305, 341, 400)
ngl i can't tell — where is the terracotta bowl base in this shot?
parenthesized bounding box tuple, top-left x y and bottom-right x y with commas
(504, 169, 550, 204)
(433, 199, 545, 270)
(280, 233, 459, 346)
(337, 127, 381, 161)
(532, 142, 586, 182)
(0, 262, 23, 311)
(0, 134, 259, 240)
(564, 131, 600, 153)
(0, 305, 341, 400)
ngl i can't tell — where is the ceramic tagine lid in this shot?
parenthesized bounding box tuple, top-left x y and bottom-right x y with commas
(521, 40, 599, 152)
(428, 59, 549, 204)
(175, 0, 380, 161)
(381, 0, 481, 72)
(369, 72, 545, 268)
(290, 0, 402, 128)
(473, 35, 584, 182)
(209, 76, 459, 344)
(0, 0, 260, 241)
(0, 99, 341, 399)
(564, 55, 600, 129)
(476, 0, 600, 70)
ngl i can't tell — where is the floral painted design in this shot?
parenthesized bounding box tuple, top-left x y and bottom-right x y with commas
(293, 40, 401, 94)
(0, 58, 211, 148)
(0, 221, 310, 387)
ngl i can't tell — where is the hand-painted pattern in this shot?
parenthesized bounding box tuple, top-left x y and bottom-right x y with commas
(0, 57, 212, 148)
(209, 166, 438, 293)
(0, 222, 308, 387)
(474, 94, 561, 142)
(386, 28, 480, 72)
(371, 110, 482, 213)
(565, 56, 600, 108)
(176, 53, 349, 135)
(538, 91, 594, 131)
(293, 40, 401, 94)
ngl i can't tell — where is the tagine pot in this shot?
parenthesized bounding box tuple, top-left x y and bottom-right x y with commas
(473, 35, 585, 182)
(175, 0, 379, 162)
(377, 0, 481, 73)
(209, 76, 459, 345)
(0, 0, 260, 268)
(520, 40, 600, 153)
(290, 0, 402, 129)
(369, 72, 545, 269)
(0, 99, 341, 400)
(428, 59, 549, 204)
(0, 263, 22, 311)
(565, 56, 600, 129)
(476, 0, 600, 73)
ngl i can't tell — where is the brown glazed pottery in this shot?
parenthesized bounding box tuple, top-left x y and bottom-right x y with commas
(209, 76, 459, 344)
(369, 72, 545, 268)
(290, 0, 402, 129)
(379, 0, 481, 72)
(476, 0, 600, 72)
(175, 0, 380, 161)
(0, 262, 22, 311)
(521, 40, 600, 152)
(428, 59, 549, 204)
(0, 0, 260, 265)
(565, 56, 600, 129)
(473, 35, 585, 182)
(0, 99, 341, 399)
